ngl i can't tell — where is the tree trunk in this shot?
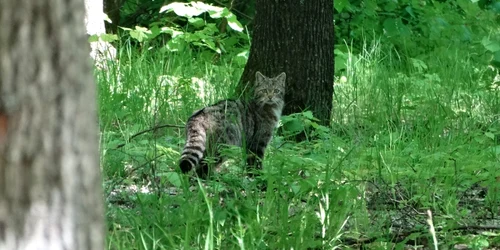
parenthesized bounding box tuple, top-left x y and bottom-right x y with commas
(238, 0, 334, 125)
(103, 0, 123, 34)
(0, 0, 104, 249)
(85, 0, 117, 66)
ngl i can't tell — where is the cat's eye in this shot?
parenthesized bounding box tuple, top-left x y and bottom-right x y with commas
(273, 89, 281, 94)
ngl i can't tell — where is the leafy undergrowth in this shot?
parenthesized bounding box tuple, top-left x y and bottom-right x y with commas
(99, 43, 500, 249)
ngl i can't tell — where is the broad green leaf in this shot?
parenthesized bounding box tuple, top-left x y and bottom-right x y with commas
(135, 26, 150, 32)
(107, 140, 123, 149)
(226, 15, 244, 32)
(208, 7, 230, 19)
(149, 26, 161, 38)
(485, 132, 495, 140)
(302, 111, 315, 120)
(191, 1, 221, 12)
(481, 37, 500, 52)
(457, 0, 480, 16)
(383, 18, 411, 37)
(88, 34, 99, 42)
(334, 0, 350, 13)
(166, 39, 185, 52)
(383, 1, 397, 12)
(188, 17, 205, 28)
(100, 33, 118, 42)
(234, 50, 249, 66)
(493, 51, 500, 64)
(160, 27, 183, 38)
(283, 119, 304, 133)
(129, 30, 142, 42)
(128, 26, 153, 42)
(165, 172, 182, 187)
(405, 6, 415, 18)
(159, 2, 204, 17)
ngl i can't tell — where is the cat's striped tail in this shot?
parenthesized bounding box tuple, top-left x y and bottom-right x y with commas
(179, 111, 207, 173)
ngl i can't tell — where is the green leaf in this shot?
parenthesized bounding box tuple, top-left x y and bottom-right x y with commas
(405, 6, 415, 18)
(100, 33, 118, 42)
(383, 18, 411, 37)
(188, 17, 205, 28)
(165, 172, 182, 187)
(302, 111, 314, 120)
(129, 30, 145, 42)
(107, 140, 123, 149)
(383, 1, 397, 12)
(482, 37, 500, 52)
(226, 14, 244, 32)
(334, 49, 348, 72)
(149, 26, 161, 38)
(160, 27, 183, 38)
(485, 132, 495, 140)
(166, 38, 185, 52)
(129, 26, 151, 42)
(234, 50, 249, 66)
(160, 2, 204, 17)
(208, 7, 229, 19)
(334, 0, 350, 13)
(88, 34, 99, 43)
(492, 51, 500, 65)
(283, 119, 304, 133)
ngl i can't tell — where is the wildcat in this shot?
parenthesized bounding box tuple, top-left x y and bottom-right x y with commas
(179, 71, 286, 178)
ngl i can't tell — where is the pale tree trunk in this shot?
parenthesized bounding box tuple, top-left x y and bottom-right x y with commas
(85, 0, 117, 66)
(0, 0, 104, 249)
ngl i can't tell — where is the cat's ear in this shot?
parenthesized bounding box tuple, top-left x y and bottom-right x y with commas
(255, 71, 265, 84)
(276, 72, 286, 85)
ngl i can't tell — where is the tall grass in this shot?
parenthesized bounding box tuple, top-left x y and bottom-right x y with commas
(98, 39, 500, 249)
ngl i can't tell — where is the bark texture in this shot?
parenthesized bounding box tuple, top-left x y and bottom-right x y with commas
(0, 0, 104, 249)
(85, 0, 116, 65)
(103, 0, 123, 34)
(238, 0, 334, 125)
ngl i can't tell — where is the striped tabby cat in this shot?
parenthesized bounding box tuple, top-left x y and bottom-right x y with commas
(179, 71, 286, 177)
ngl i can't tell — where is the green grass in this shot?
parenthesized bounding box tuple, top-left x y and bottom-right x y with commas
(98, 39, 500, 249)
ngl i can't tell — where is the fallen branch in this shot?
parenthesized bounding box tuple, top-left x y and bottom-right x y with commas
(341, 224, 500, 247)
(114, 124, 184, 149)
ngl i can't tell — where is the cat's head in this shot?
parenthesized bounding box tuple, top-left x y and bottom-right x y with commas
(254, 71, 286, 107)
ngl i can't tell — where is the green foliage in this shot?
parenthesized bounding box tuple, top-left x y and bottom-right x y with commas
(118, 0, 254, 29)
(157, 1, 246, 54)
(334, 0, 500, 73)
(95, 0, 500, 248)
(115, 1, 249, 58)
(98, 33, 500, 247)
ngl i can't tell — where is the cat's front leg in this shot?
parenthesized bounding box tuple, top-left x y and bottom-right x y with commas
(246, 144, 266, 177)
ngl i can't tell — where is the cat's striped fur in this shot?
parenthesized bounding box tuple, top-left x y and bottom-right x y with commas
(179, 71, 286, 177)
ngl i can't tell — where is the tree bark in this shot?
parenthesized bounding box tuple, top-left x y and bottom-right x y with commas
(85, 0, 117, 65)
(103, 0, 123, 34)
(238, 0, 334, 125)
(0, 0, 104, 249)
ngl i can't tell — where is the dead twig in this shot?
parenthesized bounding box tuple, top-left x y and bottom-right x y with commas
(114, 124, 184, 149)
(341, 224, 500, 247)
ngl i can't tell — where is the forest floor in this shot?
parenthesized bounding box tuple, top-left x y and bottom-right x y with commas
(99, 43, 500, 249)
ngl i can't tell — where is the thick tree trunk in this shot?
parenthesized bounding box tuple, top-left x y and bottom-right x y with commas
(85, 0, 117, 65)
(0, 0, 104, 249)
(238, 0, 334, 125)
(103, 0, 123, 34)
